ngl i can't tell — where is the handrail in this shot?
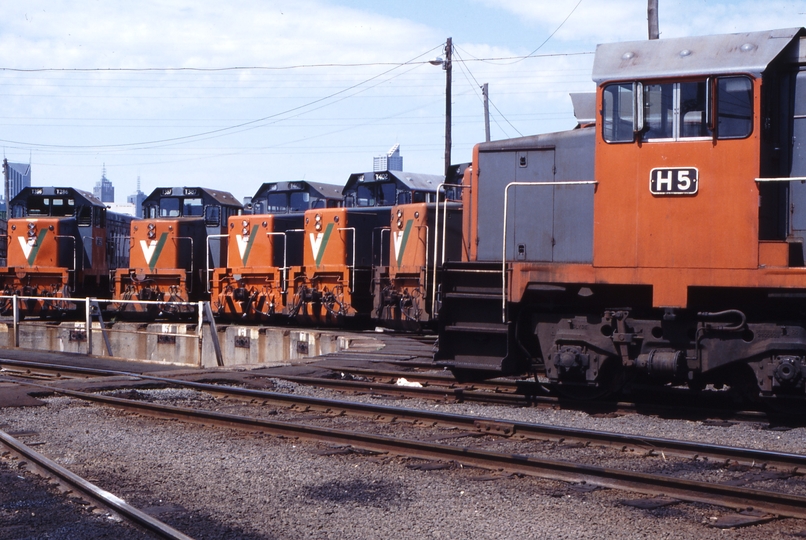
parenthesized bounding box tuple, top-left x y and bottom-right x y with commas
(265, 232, 287, 292)
(338, 227, 356, 292)
(173, 236, 194, 294)
(55, 235, 76, 293)
(431, 183, 469, 317)
(501, 180, 598, 323)
(755, 177, 806, 182)
(206, 233, 228, 293)
(379, 227, 390, 266)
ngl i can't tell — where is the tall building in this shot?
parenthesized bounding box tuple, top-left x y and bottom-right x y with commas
(373, 144, 403, 172)
(127, 176, 146, 218)
(4, 161, 32, 201)
(1, 160, 32, 222)
(93, 165, 115, 203)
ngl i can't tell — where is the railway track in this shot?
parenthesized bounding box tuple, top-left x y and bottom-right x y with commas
(5, 373, 806, 521)
(0, 428, 192, 539)
(0, 353, 785, 428)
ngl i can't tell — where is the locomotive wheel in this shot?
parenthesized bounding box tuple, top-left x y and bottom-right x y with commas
(553, 358, 625, 401)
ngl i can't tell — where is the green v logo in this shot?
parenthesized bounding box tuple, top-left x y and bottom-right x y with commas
(309, 222, 334, 267)
(18, 229, 48, 266)
(140, 232, 169, 271)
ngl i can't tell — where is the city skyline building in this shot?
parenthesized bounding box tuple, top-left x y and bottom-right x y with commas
(373, 144, 403, 172)
(93, 165, 115, 203)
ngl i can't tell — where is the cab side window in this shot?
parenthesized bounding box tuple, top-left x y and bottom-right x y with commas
(717, 77, 753, 138)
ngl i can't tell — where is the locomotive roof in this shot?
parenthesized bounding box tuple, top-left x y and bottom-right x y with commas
(251, 180, 344, 201)
(11, 186, 106, 207)
(143, 186, 243, 208)
(342, 170, 444, 194)
(592, 27, 805, 83)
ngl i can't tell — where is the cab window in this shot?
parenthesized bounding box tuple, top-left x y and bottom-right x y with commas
(159, 197, 181, 217)
(602, 76, 752, 143)
(183, 197, 204, 216)
(602, 83, 635, 143)
(717, 77, 753, 138)
(642, 81, 710, 141)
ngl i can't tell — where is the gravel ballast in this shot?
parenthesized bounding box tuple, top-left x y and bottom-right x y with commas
(3, 384, 806, 539)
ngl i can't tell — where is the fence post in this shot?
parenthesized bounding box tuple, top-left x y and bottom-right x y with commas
(90, 299, 113, 357)
(201, 302, 224, 367)
(85, 297, 92, 356)
(12, 295, 18, 348)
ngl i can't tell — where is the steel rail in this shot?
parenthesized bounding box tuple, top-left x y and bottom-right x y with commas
(3, 365, 806, 472)
(14, 384, 806, 520)
(0, 429, 193, 540)
(252, 373, 532, 405)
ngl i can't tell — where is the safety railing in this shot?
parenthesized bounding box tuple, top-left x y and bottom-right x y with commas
(0, 295, 223, 367)
(431, 183, 469, 316)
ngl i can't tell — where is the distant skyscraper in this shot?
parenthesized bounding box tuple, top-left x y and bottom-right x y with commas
(373, 144, 403, 172)
(93, 165, 115, 203)
(127, 176, 146, 218)
(5, 161, 31, 201)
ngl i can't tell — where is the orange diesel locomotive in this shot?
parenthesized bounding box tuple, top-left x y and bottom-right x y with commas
(436, 28, 806, 399)
(373, 173, 465, 331)
(113, 187, 242, 315)
(212, 181, 343, 322)
(0, 187, 133, 316)
(286, 170, 444, 326)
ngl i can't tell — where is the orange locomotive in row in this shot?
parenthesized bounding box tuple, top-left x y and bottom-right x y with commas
(212, 170, 457, 328)
(211, 181, 343, 322)
(436, 28, 806, 399)
(0, 187, 133, 316)
(113, 187, 242, 316)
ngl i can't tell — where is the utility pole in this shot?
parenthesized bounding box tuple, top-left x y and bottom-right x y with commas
(648, 0, 659, 40)
(2, 158, 8, 220)
(444, 37, 452, 181)
(482, 83, 491, 142)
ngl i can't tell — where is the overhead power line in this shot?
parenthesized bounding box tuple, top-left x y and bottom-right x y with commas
(0, 51, 593, 73)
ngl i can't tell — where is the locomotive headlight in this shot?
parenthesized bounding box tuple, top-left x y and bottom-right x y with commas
(397, 210, 403, 219)
(315, 214, 321, 223)
(397, 219, 403, 229)
(242, 227, 250, 236)
(315, 222, 322, 231)
(242, 220, 249, 228)
(147, 223, 156, 239)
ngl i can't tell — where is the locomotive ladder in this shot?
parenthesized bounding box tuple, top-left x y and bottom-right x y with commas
(434, 261, 524, 376)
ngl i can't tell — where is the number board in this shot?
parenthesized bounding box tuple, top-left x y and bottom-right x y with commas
(649, 167, 698, 195)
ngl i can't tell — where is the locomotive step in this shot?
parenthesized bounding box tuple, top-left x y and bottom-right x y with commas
(443, 291, 502, 301)
(443, 322, 509, 334)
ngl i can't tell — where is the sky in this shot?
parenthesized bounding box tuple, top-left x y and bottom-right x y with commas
(1, 0, 805, 204)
